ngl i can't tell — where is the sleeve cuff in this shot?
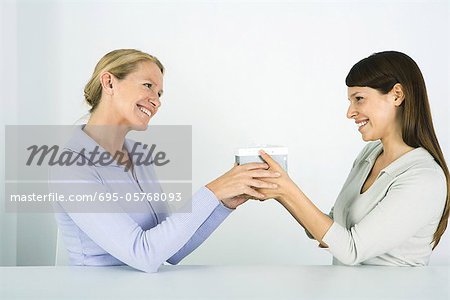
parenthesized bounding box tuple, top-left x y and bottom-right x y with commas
(322, 221, 348, 254)
(216, 201, 234, 217)
(190, 186, 223, 216)
(202, 186, 235, 213)
(322, 221, 339, 245)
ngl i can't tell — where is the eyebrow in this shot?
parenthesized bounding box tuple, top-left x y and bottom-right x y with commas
(348, 92, 362, 100)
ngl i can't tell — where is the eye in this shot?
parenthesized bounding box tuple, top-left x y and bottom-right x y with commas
(143, 83, 153, 89)
(355, 96, 364, 101)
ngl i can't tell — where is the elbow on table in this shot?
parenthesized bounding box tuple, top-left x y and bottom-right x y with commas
(330, 230, 367, 265)
(126, 251, 166, 273)
(126, 230, 170, 273)
(335, 251, 365, 266)
(330, 242, 366, 265)
(134, 261, 163, 273)
(340, 258, 362, 266)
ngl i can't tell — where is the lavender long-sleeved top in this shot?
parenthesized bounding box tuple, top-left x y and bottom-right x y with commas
(49, 125, 232, 273)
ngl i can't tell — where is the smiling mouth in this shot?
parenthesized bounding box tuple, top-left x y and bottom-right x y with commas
(137, 104, 152, 117)
(357, 120, 369, 130)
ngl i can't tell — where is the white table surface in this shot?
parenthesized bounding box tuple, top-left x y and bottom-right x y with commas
(0, 265, 448, 299)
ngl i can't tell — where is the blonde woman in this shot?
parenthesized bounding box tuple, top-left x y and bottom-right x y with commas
(50, 49, 280, 273)
(257, 51, 449, 266)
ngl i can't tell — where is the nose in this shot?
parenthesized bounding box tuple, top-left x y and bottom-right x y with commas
(148, 97, 161, 110)
(147, 88, 161, 109)
(346, 101, 357, 119)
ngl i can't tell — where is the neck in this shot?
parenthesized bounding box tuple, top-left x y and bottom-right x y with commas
(379, 131, 415, 163)
(83, 110, 129, 155)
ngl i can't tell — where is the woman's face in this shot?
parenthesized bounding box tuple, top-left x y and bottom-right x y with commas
(347, 86, 401, 142)
(108, 61, 163, 131)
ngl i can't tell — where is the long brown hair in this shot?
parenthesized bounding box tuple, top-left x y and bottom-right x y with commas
(345, 51, 449, 249)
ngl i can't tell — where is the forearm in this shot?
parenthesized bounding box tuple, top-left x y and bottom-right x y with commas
(279, 187, 333, 247)
(167, 202, 232, 264)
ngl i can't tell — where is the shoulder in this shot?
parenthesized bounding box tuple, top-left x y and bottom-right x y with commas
(48, 146, 104, 184)
(393, 155, 446, 191)
(387, 147, 446, 184)
(387, 152, 447, 212)
(49, 161, 103, 184)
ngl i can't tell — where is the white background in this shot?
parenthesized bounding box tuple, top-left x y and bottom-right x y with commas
(1, 0, 449, 266)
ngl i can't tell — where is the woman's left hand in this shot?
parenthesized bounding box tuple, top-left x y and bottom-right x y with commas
(255, 150, 300, 202)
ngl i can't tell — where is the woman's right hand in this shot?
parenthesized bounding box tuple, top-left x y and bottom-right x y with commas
(206, 163, 281, 202)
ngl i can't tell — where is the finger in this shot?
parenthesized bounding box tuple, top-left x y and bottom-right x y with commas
(234, 194, 252, 201)
(247, 179, 278, 189)
(255, 187, 275, 200)
(241, 194, 255, 201)
(243, 186, 265, 199)
(248, 169, 281, 178)
(258, 150, 280, 169)
(257, 178, 279, 187)
(235, 196, 250, 205)
(253, 177, 277, 185)
(241, 162, 269, 171)
(244, 194, 253, 200)
(255, 187, 268, 196)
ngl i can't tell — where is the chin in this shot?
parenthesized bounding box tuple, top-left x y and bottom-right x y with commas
(134, 124, 149, 131)
(361, 134, 379, 142)
(362, 135, 376, 142)
(130, 120, 149, 131)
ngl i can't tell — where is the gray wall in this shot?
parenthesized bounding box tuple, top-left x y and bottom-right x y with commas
(1, 0, 58, 266)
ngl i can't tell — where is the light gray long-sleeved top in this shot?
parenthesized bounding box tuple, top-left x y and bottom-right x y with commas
(319, 141, 447, 266)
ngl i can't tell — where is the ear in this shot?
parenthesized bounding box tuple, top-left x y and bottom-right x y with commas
(99, 72, 115, 95)
(391, 83, 405, 107)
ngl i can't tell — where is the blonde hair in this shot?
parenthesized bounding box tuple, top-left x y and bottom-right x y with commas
(84, 49, 164, 113)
